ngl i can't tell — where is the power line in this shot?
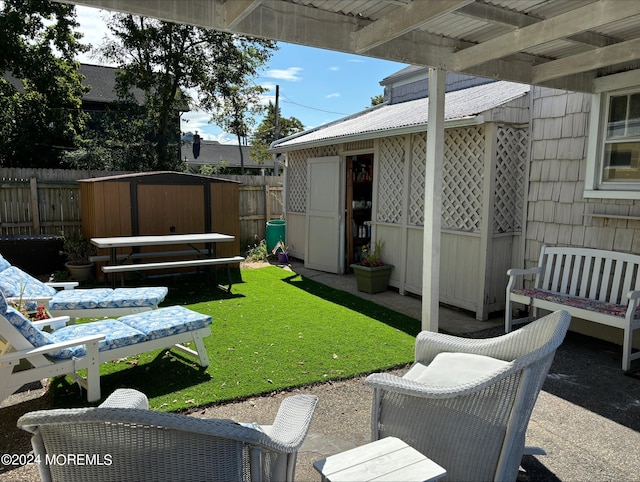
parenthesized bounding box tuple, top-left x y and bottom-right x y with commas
(280, 96, 349, 116)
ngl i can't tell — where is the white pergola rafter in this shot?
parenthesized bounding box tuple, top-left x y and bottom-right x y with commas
(532, 37, 640, 84)
(453, 0, 640, 72)
(353, 0, 473, 53)
(223, 0, 262, 29)
(456, 1, 615, 49)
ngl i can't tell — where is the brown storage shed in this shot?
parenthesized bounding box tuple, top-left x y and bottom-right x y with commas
(80, 171, 241, 278)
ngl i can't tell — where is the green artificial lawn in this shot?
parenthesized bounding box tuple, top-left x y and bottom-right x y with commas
(51, 266, 420, 411)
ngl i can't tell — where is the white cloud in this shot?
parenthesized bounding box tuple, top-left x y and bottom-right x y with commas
(329, 66, 339, 71)
(264, 67, 303, 81)
(325, 93, 340, 99)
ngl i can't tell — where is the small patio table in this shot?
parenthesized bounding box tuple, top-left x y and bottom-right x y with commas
(313, 436, 446, 482)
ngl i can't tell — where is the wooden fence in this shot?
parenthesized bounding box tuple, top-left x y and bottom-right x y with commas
(0, 168, 283, 248)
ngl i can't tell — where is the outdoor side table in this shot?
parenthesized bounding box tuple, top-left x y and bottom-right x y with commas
(312, 436, 446, 482)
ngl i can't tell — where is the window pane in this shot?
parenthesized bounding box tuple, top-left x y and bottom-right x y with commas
(629, 94, 640, 136)
(607, 95, 628, 138)
(603, 141, 640, 181)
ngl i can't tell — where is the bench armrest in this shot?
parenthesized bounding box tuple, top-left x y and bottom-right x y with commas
(506, 266, 542, 293)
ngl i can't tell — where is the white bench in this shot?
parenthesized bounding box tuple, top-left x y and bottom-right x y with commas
(506, 245, 640, 371)
(102, 256, 245, 292)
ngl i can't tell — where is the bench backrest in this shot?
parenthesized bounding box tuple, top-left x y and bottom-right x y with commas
(536, 246, 640, 305)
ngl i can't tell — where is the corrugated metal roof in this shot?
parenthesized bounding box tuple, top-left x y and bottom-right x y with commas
(272, 80, 530, 150)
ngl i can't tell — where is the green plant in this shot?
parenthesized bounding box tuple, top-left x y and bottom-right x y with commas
(7, 283, 49, 320)
(271, 239, 289, 255)
(360, 240, 385, 267)
(245, 238, 268, 261)
(61, 233, 98, 265)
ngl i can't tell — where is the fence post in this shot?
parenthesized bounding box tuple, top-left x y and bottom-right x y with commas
(29, 176, 41, 234)
(265, 185, 271, 222)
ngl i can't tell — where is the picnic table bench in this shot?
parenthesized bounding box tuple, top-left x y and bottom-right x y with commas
(506, 245, 640, 371)
(91, 234, 243, 292)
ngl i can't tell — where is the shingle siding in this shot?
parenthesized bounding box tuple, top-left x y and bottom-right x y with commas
(525, 86, 640, 275)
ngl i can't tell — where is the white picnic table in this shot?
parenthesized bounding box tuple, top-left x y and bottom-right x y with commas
(91, 233, 241, 290)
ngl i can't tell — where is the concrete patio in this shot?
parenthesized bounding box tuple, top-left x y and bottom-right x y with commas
(1, 260, 639, 481)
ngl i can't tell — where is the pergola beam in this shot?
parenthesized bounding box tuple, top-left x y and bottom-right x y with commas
(224, 0, 262, 29)
(532, 37, 640, 84)
(453, 0, 640, 72)
(353, 0, 473, 53)
(456, 2, 615, 48)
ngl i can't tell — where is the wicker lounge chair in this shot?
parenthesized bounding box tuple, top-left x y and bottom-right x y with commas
(365, 310, 571, 482)
(0, 290, 211, 403)
(0, 253, 167, 320)
(18, 388, 318, 482)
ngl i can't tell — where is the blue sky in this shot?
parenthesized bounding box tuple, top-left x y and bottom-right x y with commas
(74, 6, 408, 144)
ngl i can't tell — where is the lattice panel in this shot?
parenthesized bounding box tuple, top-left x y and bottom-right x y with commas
(409, 133, 426, 225)
(286, 146, 340, 213)
(287, 150, 307, 213)
(442, 127, 485, 232)
(495, 126, 527, 233)
(377, 136, 405, 224)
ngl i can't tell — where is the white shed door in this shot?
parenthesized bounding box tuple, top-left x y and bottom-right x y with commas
(305, 156, 342, 273)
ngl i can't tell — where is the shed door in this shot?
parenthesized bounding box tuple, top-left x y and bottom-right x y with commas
(305, 156, 343, 273)
(137, 185, 205, 235)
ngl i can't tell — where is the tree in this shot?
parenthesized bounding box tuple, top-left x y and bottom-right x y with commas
(370, 94, 384, 106)
(250, 102, 305, 164)
(207, 84, 266, 175)
(0, 0, 88, 168)
(77, 13, 276, 172)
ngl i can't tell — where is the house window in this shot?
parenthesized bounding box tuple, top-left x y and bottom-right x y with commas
(602, 93, 640, 182)
(585, 71, 640, 199)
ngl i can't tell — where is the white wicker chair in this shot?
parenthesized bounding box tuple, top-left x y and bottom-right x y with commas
(18, 388, 319, 482)
(365, 310, 571, 482)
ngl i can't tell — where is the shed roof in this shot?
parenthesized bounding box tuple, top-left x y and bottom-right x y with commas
(271, 80, 530, 151)
(79, 171, 239, 184)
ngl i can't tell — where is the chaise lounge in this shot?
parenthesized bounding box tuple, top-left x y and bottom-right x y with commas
(0, 253, 168, 320)
(0, 290, 212, 403)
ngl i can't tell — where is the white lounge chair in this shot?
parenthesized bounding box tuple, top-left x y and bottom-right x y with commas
(18, 388, 318, 482)
(0, 253, 168, 320)
(0, 290, 211, 403)
(365, 310, 571, 482)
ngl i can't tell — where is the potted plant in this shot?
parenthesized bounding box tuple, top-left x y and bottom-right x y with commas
(350, 240, 393, 294)
(61, 233, 98, 281)
(271, 239, 290, 264)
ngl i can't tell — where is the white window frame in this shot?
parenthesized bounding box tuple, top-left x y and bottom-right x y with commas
(585, 70, 640, 199)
